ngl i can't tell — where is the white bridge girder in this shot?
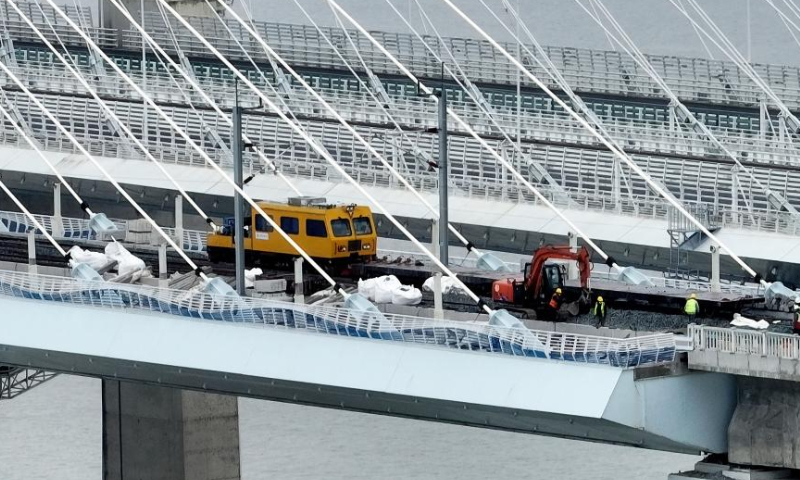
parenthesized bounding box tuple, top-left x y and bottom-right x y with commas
(0, 294, 736, 454)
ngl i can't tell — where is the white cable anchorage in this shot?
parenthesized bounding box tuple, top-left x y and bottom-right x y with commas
(434, 0, 767, 286)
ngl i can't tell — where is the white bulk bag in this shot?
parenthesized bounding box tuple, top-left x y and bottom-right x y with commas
(67, 245, 109, 271)
(105, 241, 146, 277)
(373, 275, 402, 304)
(391, 285, 422, 306)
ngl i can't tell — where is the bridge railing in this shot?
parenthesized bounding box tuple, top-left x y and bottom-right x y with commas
(689, 324, 800, 360)
(122, 14, 800, 111)
(10, 59, 800, 167)
(0, 270, 676, 368)
(0, 210, 206, 252)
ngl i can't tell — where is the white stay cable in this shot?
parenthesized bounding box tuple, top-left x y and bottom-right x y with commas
(475, 0, 636, 171)
(0, 103, 68, 257)
(8, 0, 221, 231)
(106, 0, 302, 196)
(216, 0, 478, 245)
(217, 0, 490, 260)
(156, 0, 492, 312)
(768, 0, 800, 52)
(676, 0, 716, 59)
(766, 0, 800, 57)
(330, 0, 624, 273)
(206, 3, 300, 124)
(294, 0, 436, 172)
(577, 0, 796, 214)
(435, 0, 767, 286)
(672, 0, 800, 128)
(44, 0, 351, 293)
(0, 57, 210, 280)
(288, 0, 487, 257)
(403, 0, 627, 205)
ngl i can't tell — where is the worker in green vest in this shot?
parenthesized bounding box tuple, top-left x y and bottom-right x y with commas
(684, 293, 699, 317)
(593, 295, 607, 327)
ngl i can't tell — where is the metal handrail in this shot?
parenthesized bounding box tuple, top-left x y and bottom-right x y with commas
(116, 13, 800, 110)
(0, 269, 677, 368)
(9, 59, 800, 166)
(689, 324, 800, 360)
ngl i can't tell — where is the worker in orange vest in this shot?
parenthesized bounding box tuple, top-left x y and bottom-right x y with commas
(548, 288, 563, 319)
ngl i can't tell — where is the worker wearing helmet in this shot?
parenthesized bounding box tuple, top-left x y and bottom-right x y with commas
(684, 293, 699, 317)
(548, 287, 563, 319)
(593, 295, 607, 327)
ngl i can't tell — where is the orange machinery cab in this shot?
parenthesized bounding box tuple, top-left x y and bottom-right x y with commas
(207, 197, 377, 264)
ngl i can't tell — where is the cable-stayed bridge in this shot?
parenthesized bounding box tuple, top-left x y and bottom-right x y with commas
(2, 1, 800, 479)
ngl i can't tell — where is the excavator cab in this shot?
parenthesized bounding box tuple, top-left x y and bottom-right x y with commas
(540, 263, 565, 302)
(522, 261, 565, 304)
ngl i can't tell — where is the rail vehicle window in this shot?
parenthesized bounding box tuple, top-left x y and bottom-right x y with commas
(281, 216, 299, 235)
(255, 215, 274, 232)
(353, 217, 373, 235)
(330, 219, 352, 237)
(306, 219, 327, 238)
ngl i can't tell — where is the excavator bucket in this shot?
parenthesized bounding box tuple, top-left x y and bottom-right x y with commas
(564, 289, 592, 316)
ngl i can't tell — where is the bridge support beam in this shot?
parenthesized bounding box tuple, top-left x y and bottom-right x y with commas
(102, 380, 240, 480)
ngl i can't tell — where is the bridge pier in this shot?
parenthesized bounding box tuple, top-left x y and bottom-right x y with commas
(102, 380, 240, 480)
(728, 377, 800, 470)
(669, 455, 796, 479)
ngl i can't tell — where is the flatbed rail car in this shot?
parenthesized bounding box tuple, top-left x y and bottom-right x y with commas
(207, 197, 377, 266)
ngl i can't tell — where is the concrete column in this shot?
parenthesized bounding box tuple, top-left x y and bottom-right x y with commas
(27, 229, 37, 275)
(159, 242, 168, 287)
(710, 244, 721, 293)
(174, 194, 184, 249)
(431, 219, 443, 320)
(567, 231, 579, 280)
(728, 377, 800, 470)
(293, 257, 304, 305)
(52, 182, 63, 239)
(102, 380, 240, 480)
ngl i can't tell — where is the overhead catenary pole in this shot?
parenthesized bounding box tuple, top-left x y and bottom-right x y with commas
(437, 65, 448, 266)
(233, 81, 245, 295)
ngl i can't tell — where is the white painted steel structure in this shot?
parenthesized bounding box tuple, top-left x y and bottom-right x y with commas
(3, 89, 800, 235)
(0, 268, 735, 455)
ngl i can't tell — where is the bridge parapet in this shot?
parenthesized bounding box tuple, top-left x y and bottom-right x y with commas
(0, 269, 676, 368)
(688, 324, 800, 381)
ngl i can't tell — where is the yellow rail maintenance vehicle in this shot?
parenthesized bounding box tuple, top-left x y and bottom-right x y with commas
(207, 197, 378, 267)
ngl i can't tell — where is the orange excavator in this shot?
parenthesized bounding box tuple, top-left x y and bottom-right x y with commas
(492, 245, 592, 315)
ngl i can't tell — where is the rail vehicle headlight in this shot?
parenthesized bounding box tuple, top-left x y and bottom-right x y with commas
(338, 245, 347, 252)
(362, 243, 371, 250)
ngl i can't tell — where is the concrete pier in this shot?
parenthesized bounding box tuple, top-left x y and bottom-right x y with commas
(728, 378, 800, 470)
(669, 455, 796, 479)
(102, 380, 240, 480)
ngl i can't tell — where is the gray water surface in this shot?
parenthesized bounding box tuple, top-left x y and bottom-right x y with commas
(0, 375, 698, 479)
